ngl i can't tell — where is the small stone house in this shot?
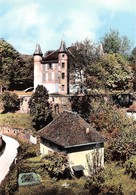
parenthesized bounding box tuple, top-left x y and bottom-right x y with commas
(38, 110, 105, 176)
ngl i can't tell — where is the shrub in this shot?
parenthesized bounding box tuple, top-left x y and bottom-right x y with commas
(42, 152, 71, 179)
(84, 171, 124, 195)
(1, 91, 19, 113)
(125, 156, 136, 179)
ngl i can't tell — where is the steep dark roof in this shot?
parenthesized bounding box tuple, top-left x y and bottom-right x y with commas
(38, 111, 105, 147)
(33, 44, 43, 56)
(43, 50, 59, 61)
(59, 40, 67, 53)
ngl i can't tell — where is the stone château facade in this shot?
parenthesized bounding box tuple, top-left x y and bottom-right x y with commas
(33, 41, 69, 95)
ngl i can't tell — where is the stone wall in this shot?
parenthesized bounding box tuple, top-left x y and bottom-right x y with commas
(0, 126, 34, 143)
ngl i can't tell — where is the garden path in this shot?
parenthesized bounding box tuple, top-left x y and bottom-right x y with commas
(0, 135, 19, 184)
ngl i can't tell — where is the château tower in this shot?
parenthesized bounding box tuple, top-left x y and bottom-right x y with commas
(58, 40, 68, 94)
(33, 44, 43, 90)
(33, 41, 69, 95)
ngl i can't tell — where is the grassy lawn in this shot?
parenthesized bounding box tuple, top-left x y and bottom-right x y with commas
(0, 113, 33, 129)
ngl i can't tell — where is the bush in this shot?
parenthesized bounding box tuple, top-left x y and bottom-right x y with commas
(42, 152, 71, 179)
(1, 91, 19, 113)
(84, 171, 124, 195)
(107, 129, 136, 162)
(125, 156, 136, 179)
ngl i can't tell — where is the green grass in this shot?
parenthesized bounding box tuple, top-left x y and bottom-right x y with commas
(0, 113, 34, 129)
(104, 162, 136, 195)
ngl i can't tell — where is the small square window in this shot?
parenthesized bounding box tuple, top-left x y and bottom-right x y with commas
(42, 73, 46, 81)
(62, 73, 65, 79)
(62, 62, 65, 68)
(62, 85, 65, 91)
(48, 63, 53, 69)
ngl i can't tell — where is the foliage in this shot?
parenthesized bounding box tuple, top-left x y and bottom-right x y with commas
(3, 164, 19, 194)
(0, 39, 33, 91)
(69, 38, 133, 92)
(0, 39, 24, 90)
(89, 101, 131, 138)
(107, 129, 136, 162)
(28, 85, 53, 130)
(84, 170, 123, 195)
(18, 144, 38, 160)
(125, 156, 136, 179)
(42, 152, 70, 179)
(69, 39, 99, 91)
(0, 91, 19, 113)
(0, 113, 33, 129)
(132, 47, 136, 60)
(101, 29, 131, 55)
(70, 93, 91, 121)
(20, 54, 33, 89)
(100, 53, 133, 91)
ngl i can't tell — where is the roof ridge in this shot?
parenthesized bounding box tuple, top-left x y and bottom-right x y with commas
(45, 49, 58, 58)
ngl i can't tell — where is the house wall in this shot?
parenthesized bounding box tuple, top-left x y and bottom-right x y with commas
(126, 112, 136, 120)
(40, 138, 104, 176)
(40, 142, 54, 156)
(68, 147, 104, 176)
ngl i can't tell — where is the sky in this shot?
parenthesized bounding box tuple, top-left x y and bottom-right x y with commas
(0, 0, 136, 54)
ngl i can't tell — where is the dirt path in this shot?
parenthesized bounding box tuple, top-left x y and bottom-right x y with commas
(0, 135, 19, 184)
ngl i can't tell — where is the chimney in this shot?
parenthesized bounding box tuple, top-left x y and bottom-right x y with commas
(86, 127, 90, 134)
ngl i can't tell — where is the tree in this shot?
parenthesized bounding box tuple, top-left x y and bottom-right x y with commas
(132, 47, 136, 60)
(101, 29, 131, 55)
(107, 129, 136, 162)
(28, 85, 52, 130)
(70, 92, 91, 121)
(89, 101, 132, 138)
(69, 39, 99, 91)
(100, 53, 133, 91)
(0, 39, 33, 91)
(1, 92, 19, 113)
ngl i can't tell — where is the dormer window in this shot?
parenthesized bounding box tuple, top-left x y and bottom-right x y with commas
(48, 63, 53, 70)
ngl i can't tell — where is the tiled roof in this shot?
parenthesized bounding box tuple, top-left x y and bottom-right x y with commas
(43, 50, 59, 61)
(38, 110, 105, 147)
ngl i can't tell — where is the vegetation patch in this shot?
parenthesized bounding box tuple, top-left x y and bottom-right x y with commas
(0, 113, 33, 129)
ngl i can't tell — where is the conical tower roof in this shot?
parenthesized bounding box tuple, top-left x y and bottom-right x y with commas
(33, 44, 43, 56)
(59, 40, 67, 53)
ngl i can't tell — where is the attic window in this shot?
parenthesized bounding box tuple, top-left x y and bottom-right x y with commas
(48, 63, 53, 69)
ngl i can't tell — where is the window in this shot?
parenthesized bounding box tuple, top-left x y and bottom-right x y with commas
(62, 62, 65, 69)
(62, 73, 65, 79)
(48, 63, 53, 70)
(62, 54, 65, 58)
(48, 73, 52, 81)
(42, 73, 46, 81)
(62, 85, 65, 91)
(42, 64, 46, 71)
(55, 73, 58, 82)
